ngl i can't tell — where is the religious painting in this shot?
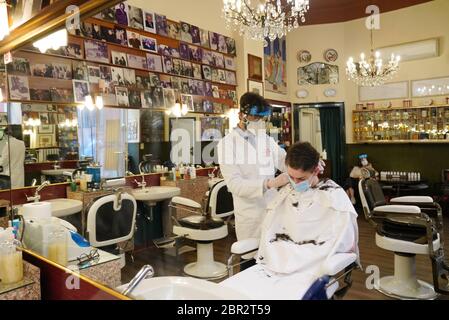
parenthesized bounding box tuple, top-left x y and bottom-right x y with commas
(264, 37, 287, 94)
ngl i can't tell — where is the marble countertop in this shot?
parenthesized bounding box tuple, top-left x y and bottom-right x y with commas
(67, 249, 120, 270)
(0, 278, 35, 295)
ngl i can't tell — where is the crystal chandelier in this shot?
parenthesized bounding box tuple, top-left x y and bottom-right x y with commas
(346, 17, 401, 87)
(223, 0, 310, 46)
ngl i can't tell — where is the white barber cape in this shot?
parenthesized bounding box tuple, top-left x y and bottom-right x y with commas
(257, 179, 359, 275)
(217, 128, 286, 240)
(0, 135, 25, 189)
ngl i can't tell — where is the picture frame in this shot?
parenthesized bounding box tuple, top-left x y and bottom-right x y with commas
(39, 135, 54, 147)
(359, 81, 409, 102)
(248, 54, 263, 81)
(38, 124, 54, 134)
(411, 76, 449, 98)
(248, 79, 264, 96)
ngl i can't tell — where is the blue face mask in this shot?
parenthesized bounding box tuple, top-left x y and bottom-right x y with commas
(289, 177, 311, 193)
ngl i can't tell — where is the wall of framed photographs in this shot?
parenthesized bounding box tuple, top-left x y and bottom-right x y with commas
(6, 1, 238, 119)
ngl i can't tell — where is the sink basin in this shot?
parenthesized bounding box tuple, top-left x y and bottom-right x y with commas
(41, 168, 75, 176)
(18, 198, 83, 218)
(132, 186, 181, 202)
(117, 276, 249, 300)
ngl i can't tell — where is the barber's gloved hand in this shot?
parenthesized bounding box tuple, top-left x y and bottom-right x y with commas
(266, 173, 290, 189)
(314, 159, 326, 175)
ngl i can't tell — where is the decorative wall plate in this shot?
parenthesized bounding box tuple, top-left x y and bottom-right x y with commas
(296, 89, 309, 98)
(297, 50, 311, 64)
(324, 88, 337, 97)
(324, 49, 338, 62)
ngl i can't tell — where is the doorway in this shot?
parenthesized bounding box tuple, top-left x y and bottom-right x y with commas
(169, 117, 197, 164)
(293, 103, 347, 185)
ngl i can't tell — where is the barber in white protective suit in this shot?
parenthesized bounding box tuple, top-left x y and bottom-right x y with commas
(217, 92, 289, 249)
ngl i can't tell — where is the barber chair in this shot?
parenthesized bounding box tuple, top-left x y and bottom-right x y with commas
(169, 181, 234, 279)
(86, 190, 137, 260)
(359, 176, 449, 299)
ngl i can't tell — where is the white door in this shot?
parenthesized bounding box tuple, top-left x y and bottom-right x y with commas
(170, 118, 196, 164)
(298, 108, 323, 153)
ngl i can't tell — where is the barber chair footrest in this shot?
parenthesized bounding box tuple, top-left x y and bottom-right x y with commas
(184, 261, 228, 280)
(377, 276, 437, 300)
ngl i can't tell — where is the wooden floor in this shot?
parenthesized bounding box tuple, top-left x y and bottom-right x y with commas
(121, 215, 449, 300)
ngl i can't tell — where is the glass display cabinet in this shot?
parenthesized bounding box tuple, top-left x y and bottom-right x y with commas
(353, 105, 449, 143)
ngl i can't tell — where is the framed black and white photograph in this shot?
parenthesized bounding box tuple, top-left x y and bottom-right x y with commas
(248, 79, 264, 96)
(226, 37, 237, 56)
(192, 63, 202, 79)
(115, 87, 129, 107)
(218, 34, 228, 54)
(136, 74, 151, 89)
(65, 43, 83, 59)
(114, 26, 128, 46)
(127, 54, 148, 70)
(38, 135, 53, 148)
(127, 30, 142, 49)
(179, 43, 190, 60)
(167, 21, 181, 40)
(97, 7, 117, 23)
(159, 45, 180, 58)
(123, 68, 136, 86)
(8, 75, 30, 100)
(100, 26, 116, 43)
(84, 39, 109, 64)
(181, 79, 190, 94)
(128, 5, 144, 30)
(146, 54, 163, 72)
(200, 29, 210, 48)
(194, 80, 205, 96)
(190, 45, 203, 63)
(212, 85, 220, 98)
(155, 14, 168, 37)
(50, 88, 73, 103)
(163, 88, 176, 109)
(143, 11, 156, 33)
(141, 90, 153, 108)
(225, 71, 236, 85)
(115, 3, 129, 26)
(190, 25, 201, 46)
(202, 65, 212, 81)
(73, 80, 90, 103)
(181, 60, 193, 78)
(225, 56, 236, 71)
(72, 61, 88, 80)
(38, 124, 54, 134)
(7, 57, 31, 75)
(128, 89, 142, 108)
(204, 82, 213, 97)
(163, 56, 173, 74)
(112, 51, 128, 66)
(100, 66, 112, 82)
(202, 50, 213, 65)
(159, 74, 172, 88)
(172, 59, 182, 76)
(141, 35, 158, 53)
(30, 88, 51, 101)
(149, 73, 161, 87)
(209, 32, 219, 51)
(180, 22, 192, 43)
(181, 94, 194, 112)
(88, 66, 101, 84)
(212, 52, 225, 68)
(39, 112, 49, 125)
(171, 76, 182, 90)
(111, 67, 125, 86)
(211, 68, 219, 83)
(151, 87, 165, 108)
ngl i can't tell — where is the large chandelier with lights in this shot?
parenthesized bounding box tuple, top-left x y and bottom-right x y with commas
(346, 17, 401, 87)
(223, 0, 310, 46)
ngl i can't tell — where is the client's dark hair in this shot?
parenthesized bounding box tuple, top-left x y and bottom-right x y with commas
(239, 92, 269, 114)
(286, 142, 320, 172)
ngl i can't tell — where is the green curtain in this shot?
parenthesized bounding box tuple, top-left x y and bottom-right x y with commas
(320, 107, 344, 185)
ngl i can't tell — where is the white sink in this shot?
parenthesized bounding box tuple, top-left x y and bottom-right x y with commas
(117, 277, 249, 300)
(132, 186, 181, 202)
(41, 168, 75, 176)
(18, 198, 83, 218)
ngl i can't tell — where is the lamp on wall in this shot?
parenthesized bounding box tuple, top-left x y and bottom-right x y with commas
(32, 29, 68, 53)
(0, 0, 9, 41)
(78, 95, 105, 111)
(166, 100, 188, 118)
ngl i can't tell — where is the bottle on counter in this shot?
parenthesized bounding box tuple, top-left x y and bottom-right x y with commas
(190, 166, 197, 179)
(47, 226, 68, 267)
(0, 237, 24, 285)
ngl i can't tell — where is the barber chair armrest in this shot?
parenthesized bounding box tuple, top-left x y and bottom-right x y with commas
(390, 196, 433, 204)
(374, 204, 421, 215)
(322, 253, 358, 276)
(171, 196, 202, 209)
(231, 238, 260, 255)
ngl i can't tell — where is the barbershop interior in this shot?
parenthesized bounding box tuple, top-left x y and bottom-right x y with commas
(0, 0, 449, 302)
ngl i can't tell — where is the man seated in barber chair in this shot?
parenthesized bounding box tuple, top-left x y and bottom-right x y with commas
(222, 142, 360, 300)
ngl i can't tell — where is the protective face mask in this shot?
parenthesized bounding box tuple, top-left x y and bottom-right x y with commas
(289, 177, 311, 193)
(246, 119, 266, 134)
(361, 159, 368, 166)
